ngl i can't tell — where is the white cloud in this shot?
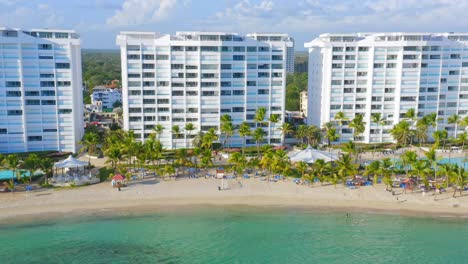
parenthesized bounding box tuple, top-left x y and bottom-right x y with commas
(106, 0, 178, 27)
(0, 4, 64, 28)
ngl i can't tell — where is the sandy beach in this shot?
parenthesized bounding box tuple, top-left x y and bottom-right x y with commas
(2, 176, 468, 223)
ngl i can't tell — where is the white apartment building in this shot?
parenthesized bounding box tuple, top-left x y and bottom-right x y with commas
(90, 85, 122, 109)
(117, 31, 293, 149)
(300, 91, 308, 118)
(0, 28, 83, 154)
(305, 32, 468, 143)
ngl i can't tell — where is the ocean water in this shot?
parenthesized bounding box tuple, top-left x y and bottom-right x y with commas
(1, 207, 468, 264)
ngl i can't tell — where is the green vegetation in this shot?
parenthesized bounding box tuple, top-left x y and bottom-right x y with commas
(82, 49, 121, 91)
(285, 73, 307, 111)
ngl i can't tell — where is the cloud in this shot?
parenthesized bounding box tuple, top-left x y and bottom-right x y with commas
(106, 0, 178, 27)
(0, 3, 64, 28)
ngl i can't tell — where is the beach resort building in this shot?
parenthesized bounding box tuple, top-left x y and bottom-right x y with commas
(117, 31, 294, 149)
(0, 28, 83, 154)
(305, 32, 468, 143)
(90, 86, 122, 109)
(300, 91, 308, 118)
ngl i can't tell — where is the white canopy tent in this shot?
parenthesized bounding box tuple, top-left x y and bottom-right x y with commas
(288, 145, 338, 163)
(54, 155, 89, 168)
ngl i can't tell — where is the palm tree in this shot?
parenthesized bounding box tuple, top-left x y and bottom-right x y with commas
(439, 163, 456, 191)
(278, 122, 294, 146)
(334, 111, 347, 143)
(405, 108, 417, 122)
(349, 114, 366, 141)
(6, 154, 20, 181)
(105, 146, 123, 170)
(228, 152, 247, 179)
(415, 121, 429, 147)
(448, 114, 461, 139)
(379, 158, 393, 191)
(364, 160, 381, 185)
(152, 124, 164, 140)
(432, 129, 448, 149)
(306, 125, 322, 146)
(268, 113, 280, 144)
(80, 132, 100, 163)
(342, 141, 357, 160)
(202, 128, 218, 151)
(239, 122, 251, 154)
(457, 132, 468, 150)
(336, 154, 357, 185)
(295, 161, 309, 179)
(425, 147, 439, 192)
(254, 107, 267, 128)
(295, 125, 308, 145)
(220, 121, 235, 148)
(322, 122, 339, 147)
(411, 159, 431, 188)
(161, 164, 175, 180)
(171, 125, 181, 149)
(400, 150, 418, 177)
(40, 158, 53, 185)
(253, 128, 266, 156)
(451, 165, 467, 197)
(390, 120, 414, 147)
(312, 159, 328, 185)
(371, 113, 385, 153)
(22, 154, 39, 183)
(184, 123, 195, 148)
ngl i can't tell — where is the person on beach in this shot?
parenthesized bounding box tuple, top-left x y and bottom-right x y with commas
(117, 182, 122, 191)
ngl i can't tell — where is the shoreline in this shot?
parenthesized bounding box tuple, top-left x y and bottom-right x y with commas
(2, 178, 468, 224)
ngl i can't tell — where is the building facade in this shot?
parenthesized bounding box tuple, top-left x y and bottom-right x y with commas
(300, 91, 308, 118)
(90, 86, 122, 109)
(0, 28, 83, 153)
(294, 60, 308, 73)
(305, 32, 468, 143)
(117, 31, 293, 149)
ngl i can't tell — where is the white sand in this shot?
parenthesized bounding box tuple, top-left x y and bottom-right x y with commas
(1, 177, 468, 222)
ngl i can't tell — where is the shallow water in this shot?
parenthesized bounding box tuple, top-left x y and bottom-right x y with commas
(1, 207, 468, 263)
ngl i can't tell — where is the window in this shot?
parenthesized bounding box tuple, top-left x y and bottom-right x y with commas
(221, 90, 231, 96)
(232, 107, 245, 112)
(144, 72, 154, 78)
(25, 91, 40, 96)
(272, 55, 283, 60)
(157, 99, 169, 104)
(41, 90, 55, 96)
(233, 90, 244, 96)
(25, 99, 40, 105)
(6, 91, 21, 97)
(7, 110, 23, 116)
(56, 63, 70, 69)
(38, 44, 52, 50)
(57, 81, 70, 87)
(127, 54, 140, 60)
(201, 46, 219, 52)
(233, 73, 244, 78)
(39, 55, 53, 59)
(345, 47, 355, 52)
(6, 81, 21, 87)
(221, 64, 232, 70)
(41, 100, 56, 105)
(156, 55, 168, 60)
(143, 54, 155, 60)
(233, 55, 245, 61)
(172, 91, 184, 96)
(128, 73, 140, 78)
(171, 46, 184, 51)
(358, 47, 369, 52)
(58, 109, 72, 114)
(28, 136, 42, 141)
(40, 73, 54, 78)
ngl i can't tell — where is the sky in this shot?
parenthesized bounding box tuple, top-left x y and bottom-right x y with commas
(1, 0, 468, 50)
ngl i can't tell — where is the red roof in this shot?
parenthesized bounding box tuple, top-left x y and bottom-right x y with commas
(113, 174, 125, 181)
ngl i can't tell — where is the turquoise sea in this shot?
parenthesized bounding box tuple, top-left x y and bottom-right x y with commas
(1, 207, 468, 264)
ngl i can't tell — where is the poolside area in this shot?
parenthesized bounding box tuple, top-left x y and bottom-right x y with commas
(0, 170, 30, 181)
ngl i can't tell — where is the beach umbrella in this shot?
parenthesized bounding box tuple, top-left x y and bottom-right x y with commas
(113, 174, 125, 181)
